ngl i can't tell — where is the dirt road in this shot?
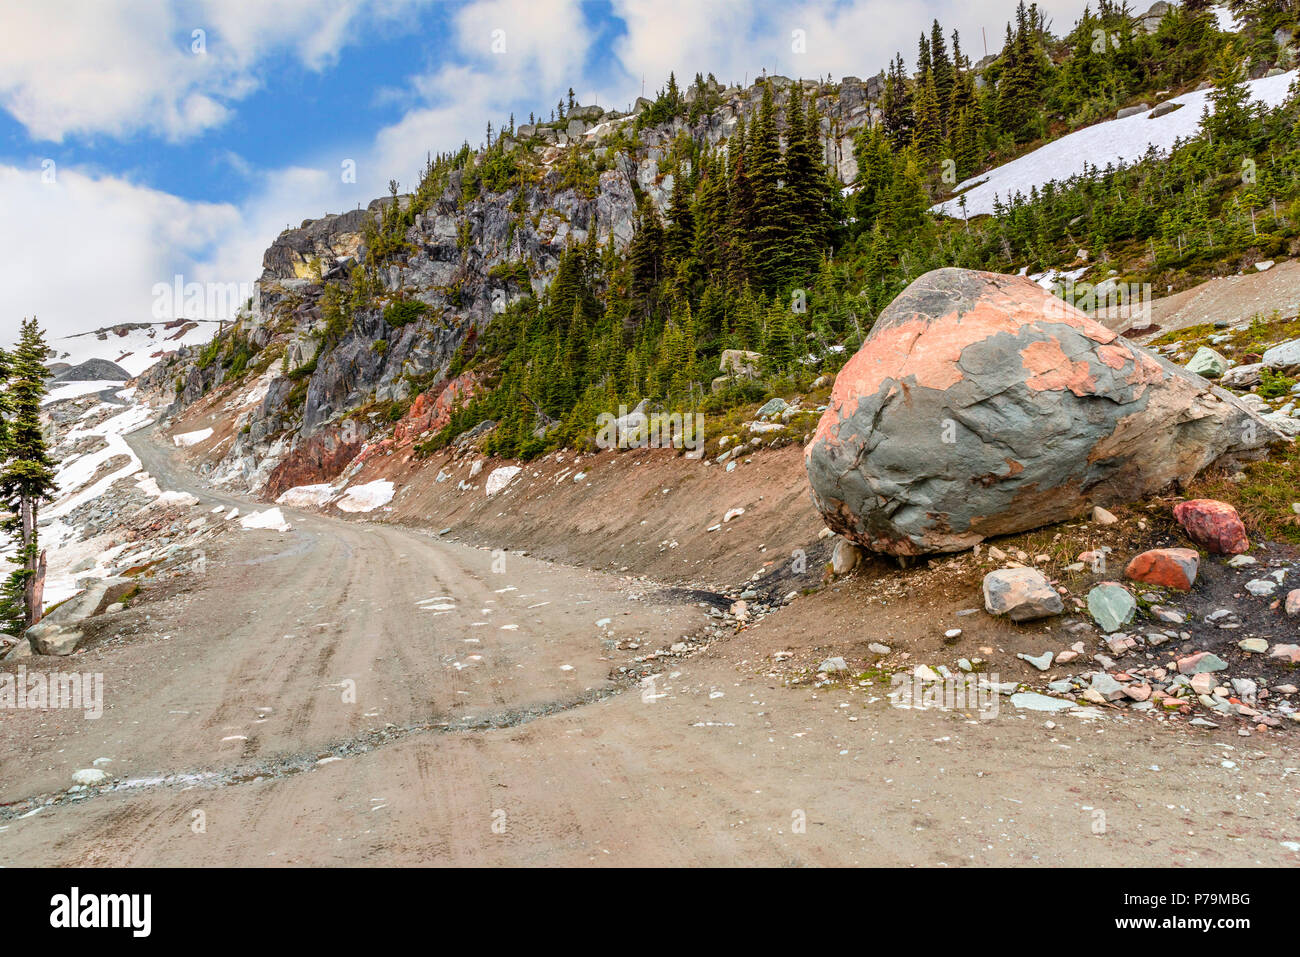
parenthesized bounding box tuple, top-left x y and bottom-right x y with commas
(1, 428, 1298, 866)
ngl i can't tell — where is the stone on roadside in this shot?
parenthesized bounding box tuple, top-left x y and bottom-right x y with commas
(1177, 651, 1228, 674)
(1124, 547, 1199, 591)
(1185, 346, 1228, 378)
(1286, 589, 1300, 617)
(819, 656, 848, 673)
(1172, 499, 1249, 555)
(1270, 643, 1300, 663)
(831, 537, 862, 576)
(803, 268, 1276, 557)
(1238, 637, 1268, 653)
(1010, 692, 1076, 712)
(982, 568, 1064, 622)
(1090, 672, 1126, 701)
(1018, 651, 1054, 671)
(1087, 583, 1136, 632)
(1092, 506, 1118, 525)
(24, 621, 82, 656)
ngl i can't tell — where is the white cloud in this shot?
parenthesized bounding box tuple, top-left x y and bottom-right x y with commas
(0, 0, 433, 142)
(0, 163, 241, 339)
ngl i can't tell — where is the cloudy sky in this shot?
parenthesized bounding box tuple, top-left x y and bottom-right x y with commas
(0, 0, 1094, 340)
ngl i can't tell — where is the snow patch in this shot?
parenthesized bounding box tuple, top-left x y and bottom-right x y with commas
(335, 480, 395, 512)
(172, 428, 213, 447)
(933, 70, 1297, 219)
(276, 484, 337, 508)
(239, 507, 291, 532)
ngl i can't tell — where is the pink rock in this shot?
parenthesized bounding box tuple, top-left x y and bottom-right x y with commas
(1124, 683, 1152, 701)
(1172, 499, 1249, 555)
(1270, 643, 1300, 663)
(1286, 589, 1300, 618)
(1124, 547, 1200, 591)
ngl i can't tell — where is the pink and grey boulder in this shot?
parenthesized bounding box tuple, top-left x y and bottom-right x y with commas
(805, 268, 1277, 556)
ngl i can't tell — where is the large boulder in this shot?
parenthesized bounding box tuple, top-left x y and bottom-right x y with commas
(805, 268, 1279, 556)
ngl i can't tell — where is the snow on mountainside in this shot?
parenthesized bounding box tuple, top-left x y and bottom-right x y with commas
(48, 319, 220, 378)
(934, 69, 1298, 219)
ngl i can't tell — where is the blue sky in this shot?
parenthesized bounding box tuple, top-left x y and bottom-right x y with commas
(0, 0, 1090, 339)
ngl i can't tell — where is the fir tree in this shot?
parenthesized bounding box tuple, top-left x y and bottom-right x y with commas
(1, 317, 57, 633)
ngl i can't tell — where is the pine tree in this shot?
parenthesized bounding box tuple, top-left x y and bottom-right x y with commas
(629, 199, 666, 310)
(881, 54, 914, 146)
(1203, 47, 1254, 143)
(1, 317, 57, 633)
(929, 19, 954, 131)
(665, 172, 695, 265)
(912, 72, 944, 162)
(747, 81, 792, 292)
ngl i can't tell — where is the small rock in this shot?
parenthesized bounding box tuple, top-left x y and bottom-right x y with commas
(1124, 547, 1199, 591)
(1270, 643, 1300, 663)
(1091, 672, 1125, 701)
(1285, 589, 1300, 617)
(71, 769, 108, 787)
(1178, 651, 1228, 674)
(867, 642, 891, 655)
(1238, 638, 1268, 653)
(819, 656, 848, 673)
(1185, 346, 1228, 378)
(831, 537, 862, 576)
(1091, 505, 1118, 525)
(1018, 651, 1054, 671)
(1087, 583, 1136, 633)
(1009, 692, 1076, 712)
(983, 568, 1064, 622)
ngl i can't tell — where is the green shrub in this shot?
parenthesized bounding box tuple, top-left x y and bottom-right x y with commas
(383, 300, 429, 327)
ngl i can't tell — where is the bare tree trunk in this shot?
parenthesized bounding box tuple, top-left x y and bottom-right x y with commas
(20, 497, 39, 629)
(28, 549, 46, 628)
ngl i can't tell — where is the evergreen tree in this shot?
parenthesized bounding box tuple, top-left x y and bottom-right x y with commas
(881, 53, 914, 146)
(1203, 47, 1254, 142)
(747, 81, 793, 292)
(628, 199, 666, 310)
(929, 19, 954, 130)
(1, 317, 57, 633)
(665, 172, 696, 265)
(912, 72, 944, 162)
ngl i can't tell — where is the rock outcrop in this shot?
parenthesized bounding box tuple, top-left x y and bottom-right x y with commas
(805, 268, 1280, 556)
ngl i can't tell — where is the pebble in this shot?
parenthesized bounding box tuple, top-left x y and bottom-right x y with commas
(1018, 651, 1054, 671)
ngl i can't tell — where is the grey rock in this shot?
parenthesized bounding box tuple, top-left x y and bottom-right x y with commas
(1087, 584, 1136, 633)
(983, 568, 1064, 621)
(1263, 339, 1300, 372)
